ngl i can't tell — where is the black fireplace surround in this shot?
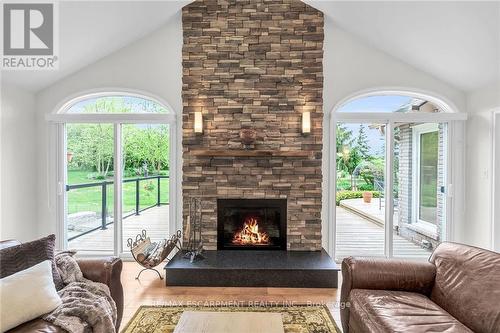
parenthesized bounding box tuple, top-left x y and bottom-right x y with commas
(217, 199, 287, 250)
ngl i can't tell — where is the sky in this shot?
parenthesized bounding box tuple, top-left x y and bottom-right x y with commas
(338, 95, 412, 113)
(337, 95, 413, 156)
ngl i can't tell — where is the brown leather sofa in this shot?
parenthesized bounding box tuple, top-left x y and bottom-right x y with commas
(341, 242, 500, 333)
(1, 240, 124, 333)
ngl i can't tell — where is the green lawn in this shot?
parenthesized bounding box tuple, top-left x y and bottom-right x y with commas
(67, 170, 169, 215)
(336, 177, 372, 191)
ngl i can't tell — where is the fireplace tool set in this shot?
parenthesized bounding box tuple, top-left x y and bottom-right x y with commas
(183, 197, 204, 263)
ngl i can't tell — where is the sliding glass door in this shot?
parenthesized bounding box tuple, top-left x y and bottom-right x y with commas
(331, 94, 460, 262)
(333, 120, 450, 262)
(335, 122, 386, 259)
(54, 94, 176, 257)
(66, 123, 115, 253)
(64, 122, 171, 256)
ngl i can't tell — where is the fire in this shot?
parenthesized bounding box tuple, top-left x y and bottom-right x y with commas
(232, 216, 270, 245)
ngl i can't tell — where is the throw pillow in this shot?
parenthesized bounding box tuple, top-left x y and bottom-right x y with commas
(0, 234, 64, 290)
(0, 260, 62, 332)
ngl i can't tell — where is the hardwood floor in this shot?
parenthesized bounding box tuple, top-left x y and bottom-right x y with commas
(121, 262, 343, 331)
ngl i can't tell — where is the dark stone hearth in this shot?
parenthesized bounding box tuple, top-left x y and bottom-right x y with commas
(164, 249, 338, 288)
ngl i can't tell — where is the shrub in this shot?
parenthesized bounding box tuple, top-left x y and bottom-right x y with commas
(337, 184, 352, 191)
(123, 168, 137, 178)
(336, 178, 352, 191)
(336, 190, 380, 206)
(358, 183, 375, 191)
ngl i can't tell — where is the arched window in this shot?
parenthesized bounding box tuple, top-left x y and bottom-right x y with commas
(328, 90, 466, 263)
(48, 91, 178, 257)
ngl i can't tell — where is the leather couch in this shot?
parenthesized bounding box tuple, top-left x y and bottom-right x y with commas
(1, 240, 124, 333)
(341, 242, 500, 333)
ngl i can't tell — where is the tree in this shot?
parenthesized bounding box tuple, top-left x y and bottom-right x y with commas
(336, 124, 362, 188)
(357, 159, 384, 188)
(123, 125, 169, 173)
(336, 124, 353, 154)
(67, 123, 114, 177)
(337, 146, 362, 189)
(356, 124, 370, 160)
(67, 98, 170, 180)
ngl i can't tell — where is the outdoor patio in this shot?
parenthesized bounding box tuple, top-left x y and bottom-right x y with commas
(68, 205, 170, 253)
(336, 198, 431, 261)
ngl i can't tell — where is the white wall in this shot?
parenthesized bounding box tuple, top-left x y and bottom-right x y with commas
(34, 12, 469, 249)
(35, 13, 183, 238)
(464, 82, 500, 249)
(323, 23, 466, 113)
(0, 84, 38, 242)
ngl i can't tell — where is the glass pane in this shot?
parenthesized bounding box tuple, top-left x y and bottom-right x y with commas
(337, 95, 444, 113)
(67, 96, 168, 113)
(122, 124, 170, 253)
(419, 131, 438, 223)
(393, 123, 446, 260)
(66, 123, 114, 253)
(335, 122, 386, 261)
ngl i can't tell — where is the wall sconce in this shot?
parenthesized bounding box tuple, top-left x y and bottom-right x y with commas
(302, 111, 311, 134)
(194, 111, 203, 134)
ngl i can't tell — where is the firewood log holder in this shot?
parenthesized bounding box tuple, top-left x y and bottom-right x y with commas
(127, 229, 182, 280)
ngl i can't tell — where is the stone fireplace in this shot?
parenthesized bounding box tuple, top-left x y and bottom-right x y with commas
(181, 0, 324, 251)
(217, 199, 287, 250)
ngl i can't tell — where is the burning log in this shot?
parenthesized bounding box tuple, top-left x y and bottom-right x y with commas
(232, 216, 270, 245)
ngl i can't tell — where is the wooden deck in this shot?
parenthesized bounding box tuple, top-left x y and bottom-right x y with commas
(69, 203, 430, 261)
(335, 206, 431, 261)
(69, 205, 170, 253)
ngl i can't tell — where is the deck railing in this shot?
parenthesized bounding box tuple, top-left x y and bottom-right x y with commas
(66, 175, 169, 241)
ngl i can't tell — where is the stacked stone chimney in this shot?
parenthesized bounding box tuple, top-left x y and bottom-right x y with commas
(182, 0, 324, 251)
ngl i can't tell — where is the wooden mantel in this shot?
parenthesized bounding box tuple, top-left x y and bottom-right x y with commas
(189, 149, 313, 158)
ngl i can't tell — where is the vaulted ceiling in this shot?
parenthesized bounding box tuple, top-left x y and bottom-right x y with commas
(2, 1, 499, 93)
(307, 0, 500, 92)
(1, 1, 190, 92)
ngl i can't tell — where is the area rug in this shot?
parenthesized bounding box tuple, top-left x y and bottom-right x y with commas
(122, 304, 341, 333)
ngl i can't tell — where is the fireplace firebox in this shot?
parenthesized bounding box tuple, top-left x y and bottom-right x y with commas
(217, 199, 287, 250)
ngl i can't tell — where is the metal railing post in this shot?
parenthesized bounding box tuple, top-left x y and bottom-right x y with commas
(157, 176, 161, 206)
(135, 179, 140, 215)
(101, 182, 107, 230)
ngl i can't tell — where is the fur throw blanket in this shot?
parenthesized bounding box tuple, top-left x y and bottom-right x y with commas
(43, 251, 117, 333)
